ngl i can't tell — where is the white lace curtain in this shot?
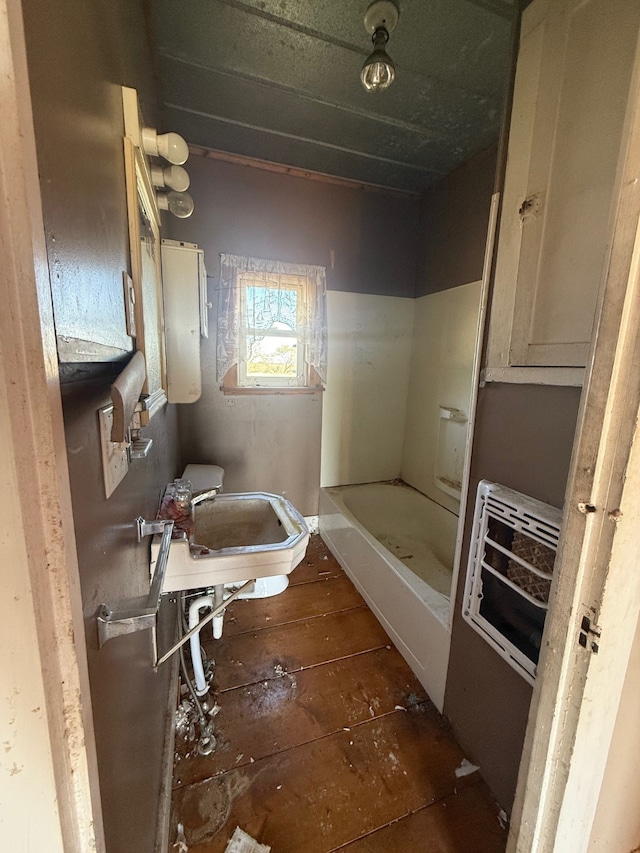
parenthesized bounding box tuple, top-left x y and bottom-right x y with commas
(216, 254, 328, 384)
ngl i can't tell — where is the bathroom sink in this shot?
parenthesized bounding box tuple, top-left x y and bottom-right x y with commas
(153, 491, 309, 593)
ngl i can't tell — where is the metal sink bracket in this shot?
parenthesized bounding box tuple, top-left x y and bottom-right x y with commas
(96, 517, 174, 652)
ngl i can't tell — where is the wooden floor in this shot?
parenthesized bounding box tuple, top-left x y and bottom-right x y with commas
(170, 535, 507, 852)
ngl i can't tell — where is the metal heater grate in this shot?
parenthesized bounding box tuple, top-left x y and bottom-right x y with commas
(462, 480, 563, 684)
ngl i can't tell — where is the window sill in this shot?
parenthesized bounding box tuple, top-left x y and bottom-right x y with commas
(221, 385, 324, 396)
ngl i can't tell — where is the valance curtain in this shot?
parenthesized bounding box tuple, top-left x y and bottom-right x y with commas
(216, 253, 328, 384)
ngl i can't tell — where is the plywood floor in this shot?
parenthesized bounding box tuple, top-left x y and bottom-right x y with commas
(170, 535, 507, 852)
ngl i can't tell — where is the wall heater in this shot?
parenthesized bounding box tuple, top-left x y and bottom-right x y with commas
(463, 480, 563, 684)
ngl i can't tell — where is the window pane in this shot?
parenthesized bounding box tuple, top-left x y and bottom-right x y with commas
(246, 334, 298, 377)
(246, 286, 298, 331)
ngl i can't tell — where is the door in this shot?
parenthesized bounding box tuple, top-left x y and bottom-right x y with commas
(509, 18, 640, 853)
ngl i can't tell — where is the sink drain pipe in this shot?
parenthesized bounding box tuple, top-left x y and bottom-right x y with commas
(188, 584, 225, 695)
(155, 579, 254, 669)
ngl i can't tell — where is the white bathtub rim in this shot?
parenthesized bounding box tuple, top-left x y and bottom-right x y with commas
(321, 485, 451, 628)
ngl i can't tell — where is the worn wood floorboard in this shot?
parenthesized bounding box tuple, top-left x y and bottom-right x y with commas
(172, 709, 467, 853)
(287, 536, 343, 585)
(338, 785, 507, 853)
(170, 535, 507, 852)
(206, 606, 390, 692)
(174, 646, 431, 786)
(222, 575, 365, 636)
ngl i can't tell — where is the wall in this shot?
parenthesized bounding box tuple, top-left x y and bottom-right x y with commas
(445, 383, 581, 811)
(416, 144, 498, 296)
(321, 292, 414, 488)
(21, 2, 183, 851)
(401, 281, 482, 512)
(172, 156, 421, 514)
(408, 140, 581, 812)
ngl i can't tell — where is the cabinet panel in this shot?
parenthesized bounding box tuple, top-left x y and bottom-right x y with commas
(161, 240, 207, 404)
(486, 0, 640, 380)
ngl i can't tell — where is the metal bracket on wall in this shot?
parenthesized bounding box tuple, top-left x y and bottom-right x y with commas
(96, 518, 174, 652)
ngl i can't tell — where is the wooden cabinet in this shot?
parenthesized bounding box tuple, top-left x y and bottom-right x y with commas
(485, 0, 640, 385)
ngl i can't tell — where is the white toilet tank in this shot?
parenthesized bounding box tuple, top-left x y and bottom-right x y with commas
(182, 464, 225, 493)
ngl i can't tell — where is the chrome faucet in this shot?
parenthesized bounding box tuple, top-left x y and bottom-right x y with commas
(190, 485, 222, 509)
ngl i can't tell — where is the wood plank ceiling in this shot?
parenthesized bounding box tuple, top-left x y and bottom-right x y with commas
(148, 0, 515, 194)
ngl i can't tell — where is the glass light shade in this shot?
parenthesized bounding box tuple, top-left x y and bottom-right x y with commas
(142, 127, 189, 165)
(156, 132, 189, 165)
(157, 190, 194, 218)
(151, 164, 190, 192)
(361, 27, 395, 93)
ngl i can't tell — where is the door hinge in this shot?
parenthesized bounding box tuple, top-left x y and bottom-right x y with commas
(578, 614, 601, 653)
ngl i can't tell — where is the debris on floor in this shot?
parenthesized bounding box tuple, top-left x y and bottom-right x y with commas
(224, 826, 271, 853)
(455, 758, 480, 778)
(498, 809, 509, 829)
(175, 700, 197, 743)
(173, 822, 188, 852)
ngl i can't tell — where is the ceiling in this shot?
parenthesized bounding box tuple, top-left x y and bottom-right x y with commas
(148, 0, 516, 195)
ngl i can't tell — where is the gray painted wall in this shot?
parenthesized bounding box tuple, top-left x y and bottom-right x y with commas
(171, 156, 421, 297)
(446, 383, 581, 810)
(171, 157, 421, 514)
(416, 144, 498, 296)
(413, 141, 582, 811)
(22, 2, 182, 851)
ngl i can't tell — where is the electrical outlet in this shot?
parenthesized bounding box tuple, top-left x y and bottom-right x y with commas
(98, 405, 129, 498)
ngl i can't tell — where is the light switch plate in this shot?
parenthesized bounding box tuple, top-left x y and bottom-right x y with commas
(98, 405, 129, 498)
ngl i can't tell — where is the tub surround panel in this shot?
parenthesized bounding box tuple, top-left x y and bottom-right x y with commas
(321, 292, 414, 488)
(402, 281, 482, 512)
(445, 382, 581, 810)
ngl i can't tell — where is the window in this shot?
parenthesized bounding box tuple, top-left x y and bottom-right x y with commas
(216, 255, 327, 393)
(239, 271, 305, 387)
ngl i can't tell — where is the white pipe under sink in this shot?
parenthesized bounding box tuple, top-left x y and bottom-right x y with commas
(187, 574, 291, 694)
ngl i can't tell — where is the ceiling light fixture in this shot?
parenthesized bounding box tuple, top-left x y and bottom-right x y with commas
(361, 0, 399, 93)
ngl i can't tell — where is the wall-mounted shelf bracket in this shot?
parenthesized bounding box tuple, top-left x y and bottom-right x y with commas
(96, 518, 174, 649)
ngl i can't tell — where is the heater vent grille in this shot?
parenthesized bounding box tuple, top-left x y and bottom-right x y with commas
(462, 480, 563, 684)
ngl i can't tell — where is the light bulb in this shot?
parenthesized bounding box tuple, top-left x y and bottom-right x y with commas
(157, 190, 194, 218)
(141, 127, 189, 165)
(157, 132, 189, 165)
(361, 27, 395, 92)
(151, 164, 190, 192)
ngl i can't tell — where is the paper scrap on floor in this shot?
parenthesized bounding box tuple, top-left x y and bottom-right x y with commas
(455, 757, 480, 778)
(224, 826, 271, 853)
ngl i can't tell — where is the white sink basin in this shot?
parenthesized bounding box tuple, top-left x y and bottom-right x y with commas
(154, 491, 309, 593)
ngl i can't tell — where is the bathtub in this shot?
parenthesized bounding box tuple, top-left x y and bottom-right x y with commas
(319, 481, 459, 711)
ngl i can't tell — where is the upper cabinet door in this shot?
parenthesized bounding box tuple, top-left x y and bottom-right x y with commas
(485, 0, 640, 385)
